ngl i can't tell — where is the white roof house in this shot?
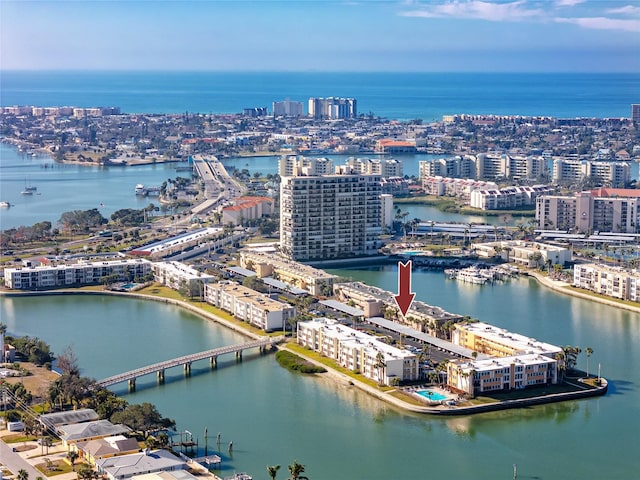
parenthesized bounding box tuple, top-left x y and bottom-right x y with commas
(97, 449, 187, 480)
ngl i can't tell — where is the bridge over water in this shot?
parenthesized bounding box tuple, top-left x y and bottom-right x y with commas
(97, 337, 284, 390)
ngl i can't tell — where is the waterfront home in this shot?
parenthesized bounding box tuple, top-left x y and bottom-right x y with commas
(76, 435, 141, 465)
(57, 419, 132, 450)
(97, 449, 187, 480)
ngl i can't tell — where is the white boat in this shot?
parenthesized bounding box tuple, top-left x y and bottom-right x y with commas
(135, 184, 145, 195)
(0, 201, 10, 208)
(455, 267, 488, 285)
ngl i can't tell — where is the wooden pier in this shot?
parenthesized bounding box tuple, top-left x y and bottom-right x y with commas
(97, 337, 283, 390)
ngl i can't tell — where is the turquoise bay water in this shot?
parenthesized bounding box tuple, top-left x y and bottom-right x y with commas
(2, 269, 639, 479)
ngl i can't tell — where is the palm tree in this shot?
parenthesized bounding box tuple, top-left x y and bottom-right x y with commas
(67, 450, 79, 471)
(17, 470, 29, 480)
(267, 465, 281, 480)
(585, 347, 594, 378)
(374, 352, 386, 386)
(288, 460, 308, 480)
(554, 350, 567, 382)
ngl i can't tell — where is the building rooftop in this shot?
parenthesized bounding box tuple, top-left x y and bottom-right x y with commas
(458, 322, 561, 356)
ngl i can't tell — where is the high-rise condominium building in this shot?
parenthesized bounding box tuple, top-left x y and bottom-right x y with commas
(632, 104, 640, 123)
(308, 97, 357, 119)
(272, 99, 304, 117)
(280, 174, 382, 261)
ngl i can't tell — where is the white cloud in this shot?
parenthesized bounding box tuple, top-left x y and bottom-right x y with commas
(555, 16, 640, 32)
(399, 0, 545, 22)
(554, 0, 585, 7)
(606, 5, 640, 16)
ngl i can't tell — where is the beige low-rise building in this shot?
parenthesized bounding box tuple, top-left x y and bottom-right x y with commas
(574, 263, 640, 302)
(451, 322, 561, 359)
(447, 353, 558, 397)
(333, 281, 462, 335)
(204, 281, 296, 332)
(239, 250, 336, 296)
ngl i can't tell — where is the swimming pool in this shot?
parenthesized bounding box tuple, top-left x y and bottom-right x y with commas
(416, 389, 448, 402)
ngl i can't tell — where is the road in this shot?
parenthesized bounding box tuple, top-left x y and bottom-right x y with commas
(0, 437, 47, 479)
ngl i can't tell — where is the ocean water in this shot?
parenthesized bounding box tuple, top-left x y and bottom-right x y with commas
(1, 71, 638, 120)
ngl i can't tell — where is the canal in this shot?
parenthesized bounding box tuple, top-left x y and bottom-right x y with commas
(2, 266, 638, 480)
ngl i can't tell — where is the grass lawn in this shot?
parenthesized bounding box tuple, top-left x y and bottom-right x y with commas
(35, 459, 74, 476)
(470, 381, 597, 405)
(286, 343, 394, 392)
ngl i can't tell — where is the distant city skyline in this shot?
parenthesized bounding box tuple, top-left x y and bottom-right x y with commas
(1, 0, 639, 73)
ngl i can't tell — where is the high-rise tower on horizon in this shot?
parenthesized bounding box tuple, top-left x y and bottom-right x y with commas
(632, 104, 640, 124)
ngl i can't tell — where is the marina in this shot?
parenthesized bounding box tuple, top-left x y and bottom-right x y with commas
(444, 265, 519, 285)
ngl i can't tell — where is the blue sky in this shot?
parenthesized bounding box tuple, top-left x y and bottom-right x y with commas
(1, 0, 639, 72)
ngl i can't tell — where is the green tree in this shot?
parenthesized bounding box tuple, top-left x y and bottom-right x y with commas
(67, 450, 79, 471)
(110, 402, 176, 438)
(76, 464, 96, 480)
(17, 469, 29, 480)
(267, 465, 281, 480)
(374, 352, 386, 386)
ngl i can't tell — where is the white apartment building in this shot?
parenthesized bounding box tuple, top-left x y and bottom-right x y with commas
(472, 240, 571, 267)
(239, 250, 337, 296)
(272, 99, 304, 117)
(280, 173, 382, 261)
(3, 259, 152, 290)
(204, 281, 296, 332)
(380, 194, 394, 229)
(419, 156, 477, 180)
(151, 261, 216, 297)
(297, 318, 419, 385)
(552, 159, 630, 187)
(447, 354, 558, 397)
(470, 185, 553, 210)
(343, 157, 403, 178)
(536, 190, 639, 233)
(278, 156, 334, 177)
(474, 154, 547, 181)
(574, 263, 640, 302)
(422, 176, 497, 200)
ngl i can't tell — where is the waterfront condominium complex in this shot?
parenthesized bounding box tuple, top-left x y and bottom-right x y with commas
(536, 188, 640, 233)
(280, 173, 383, 261)
(308, 97, 357, 119)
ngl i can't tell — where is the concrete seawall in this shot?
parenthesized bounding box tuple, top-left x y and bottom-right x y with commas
(0, 287, 610, 416)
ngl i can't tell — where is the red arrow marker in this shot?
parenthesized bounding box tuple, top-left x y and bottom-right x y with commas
(394, 260, 415, 317)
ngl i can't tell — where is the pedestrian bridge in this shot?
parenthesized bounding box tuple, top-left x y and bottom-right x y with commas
(97, 336, 284, 390)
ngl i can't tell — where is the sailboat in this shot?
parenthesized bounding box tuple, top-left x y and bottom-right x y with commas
(21, 178, 37, 195)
